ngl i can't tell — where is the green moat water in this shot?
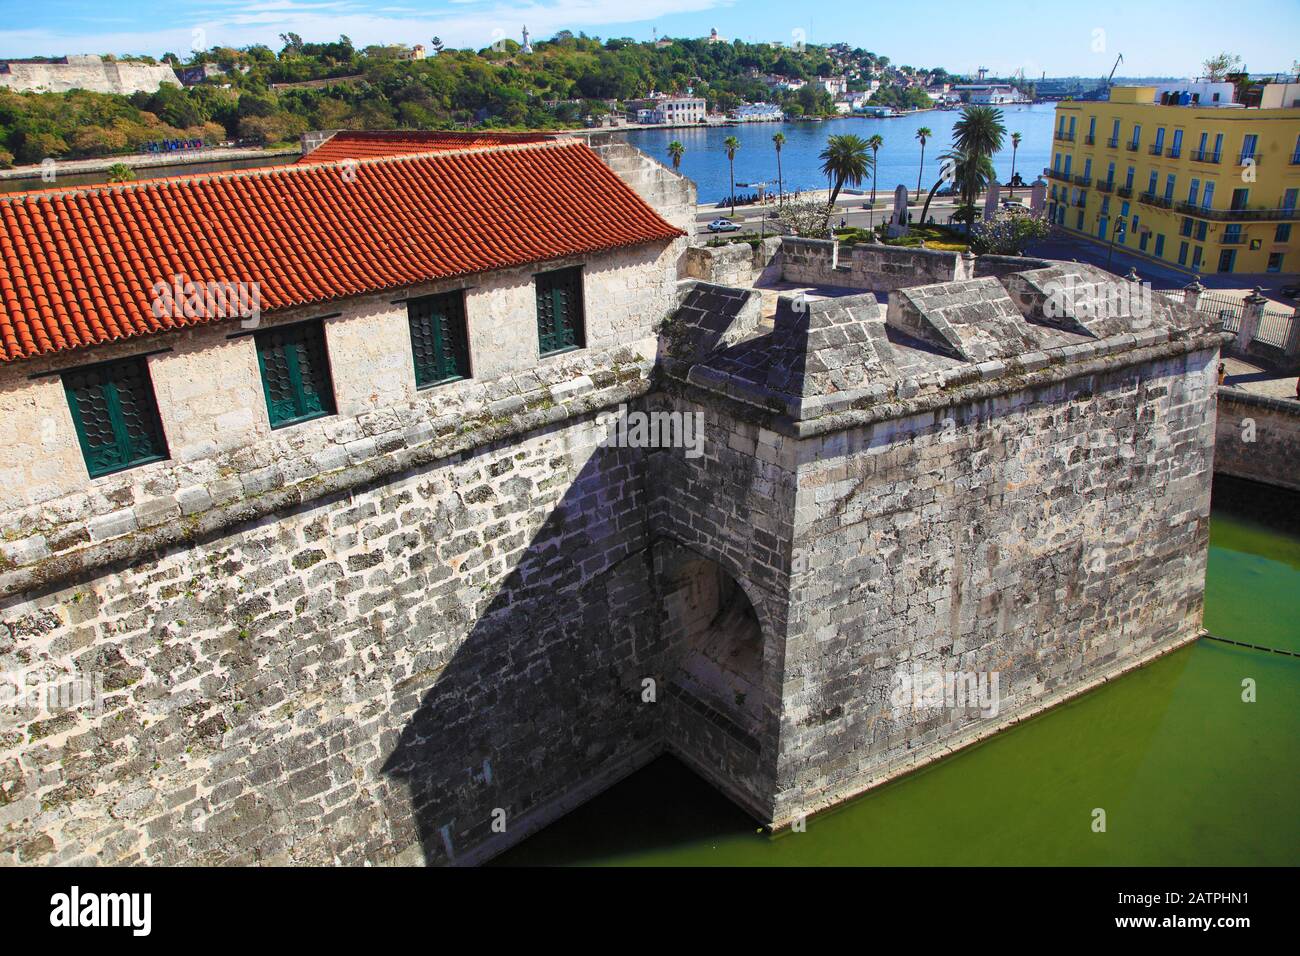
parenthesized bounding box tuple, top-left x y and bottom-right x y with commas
(499, 485, 1300, 866)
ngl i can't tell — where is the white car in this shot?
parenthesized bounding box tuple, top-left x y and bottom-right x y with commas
(707, 219, 740, 233)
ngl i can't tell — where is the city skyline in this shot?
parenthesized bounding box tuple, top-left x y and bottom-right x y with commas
(2, 0, 1298, 77)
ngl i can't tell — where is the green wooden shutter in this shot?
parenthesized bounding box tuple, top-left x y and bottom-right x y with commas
(409, 291, 471, 387)
(255, 322, 336, 428)
(536, 267, 585, 356)
(63, 357, 168, 478)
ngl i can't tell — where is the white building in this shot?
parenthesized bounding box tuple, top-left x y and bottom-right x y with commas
(652, 96, 707, 124)
(731, 103, 784, 122)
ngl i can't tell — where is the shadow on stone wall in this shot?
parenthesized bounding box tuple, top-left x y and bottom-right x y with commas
(379, 417, 776, 865)
(379, 435, 665, 864)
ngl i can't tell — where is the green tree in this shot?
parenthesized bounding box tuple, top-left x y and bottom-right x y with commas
(1008, 131, 1022, 199)
(667, 140, 685, 171)
(723, 134, 740, 216)
(772, 131, 786, 204)
(865, 133, 883, 205)
(1202, 52, 1242, 81)
(106, 163, 136, 183)
(915, 126, 931, 197)
(819, 133, 873, 228)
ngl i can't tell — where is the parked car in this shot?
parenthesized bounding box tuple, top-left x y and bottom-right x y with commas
(707, 219, 741, 233)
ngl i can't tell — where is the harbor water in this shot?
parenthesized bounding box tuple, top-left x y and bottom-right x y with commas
(619, 103, 1057, 205)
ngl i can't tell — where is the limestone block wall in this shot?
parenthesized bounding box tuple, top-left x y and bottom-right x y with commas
(589, 142, 697, 241)
(0, 403, 663, 865)
(778, 238, 969, 291)
(645, 390, 798, 818)
(772, 347, 1218, 821)
(1214, 390, 1300, 492)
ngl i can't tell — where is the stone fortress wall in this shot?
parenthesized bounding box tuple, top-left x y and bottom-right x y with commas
(0, 145, 1228, 865)
(0, 56, 180, 95)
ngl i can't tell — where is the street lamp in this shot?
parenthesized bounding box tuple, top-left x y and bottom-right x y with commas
(1106, 215, 1127, 272)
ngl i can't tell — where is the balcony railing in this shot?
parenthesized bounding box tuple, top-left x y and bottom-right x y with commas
(1084, 135, 1096, 145)
(1125, 140, 1140, 151)
(1095, 180, 1115, 193)
(1045, 168, 1071, 183)
(1190, 150, 1221, 164)
(1073, 174, 1092, 187)
(1054, 131, 1075, 142)
(1117, 186, 1133, 199)
(1073, 197, 1088, 208)
(1237, 153, 1259, 166)
(1138, 191, 1173, 209)
(1106, 137, 1119, 148)
(1168, 148, 1181, 159)
(1149, 144, 1164, 156)
(1173, 200, 1300, 222)
(1220, 232, 1246, 245)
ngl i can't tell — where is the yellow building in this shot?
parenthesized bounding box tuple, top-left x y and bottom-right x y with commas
(1047, 85, 1300, 278)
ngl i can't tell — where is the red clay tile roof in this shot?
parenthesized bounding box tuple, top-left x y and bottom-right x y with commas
(0, 139, 684, 363)
(300, 130, 557, 164)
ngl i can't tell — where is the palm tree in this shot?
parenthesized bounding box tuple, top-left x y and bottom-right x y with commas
(723, 135, 740, 216)
(667, 140, 685, 172)
(951, 105, 1006, 206)
(918, 148, 996, 227)
(772, 132, 786, 205)
(914, 126, 931, 197)
(819, 133, 873, 229)
(106, 163, 135, 183)
(866, 134, 884, 206)
(1008, 131, 1022, 199)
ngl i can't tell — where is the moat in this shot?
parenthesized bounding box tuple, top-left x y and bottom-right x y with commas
(498, 477, 1300, 866)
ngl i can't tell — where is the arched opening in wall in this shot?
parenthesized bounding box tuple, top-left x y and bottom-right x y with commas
(658, 551, 765, 737)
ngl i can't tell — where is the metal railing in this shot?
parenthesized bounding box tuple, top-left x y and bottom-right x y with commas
(1095, 180, 1114, 193)
(1257, 304, 1297, 349)
(1116, 185, 1133, 198)
(1106, 136, 1120, 148)
(1190, 150, 1221, 164)
(1149, 144, 1164, 156)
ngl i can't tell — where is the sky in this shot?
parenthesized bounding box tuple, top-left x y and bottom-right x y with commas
(0, 0, 1296, 78)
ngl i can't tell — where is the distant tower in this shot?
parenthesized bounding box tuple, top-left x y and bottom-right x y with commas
(522, 25, 532, 54)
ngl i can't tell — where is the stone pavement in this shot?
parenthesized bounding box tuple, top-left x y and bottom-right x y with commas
(1221, 356, 1300, 401)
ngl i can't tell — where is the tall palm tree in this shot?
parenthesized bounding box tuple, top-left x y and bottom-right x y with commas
(914, 126, 932, 197)
(952, 105, 1005, 203)
(952, 105, 1006, 159)
(667, 140, 685, 172)
(723, 135, 741, 216)
(1008, 131, 1022, 199)
(866, 134, 884, 206)
(918, 148, 994, 226)
(772, 132, 786, 205)
(819, 133, 873, 229)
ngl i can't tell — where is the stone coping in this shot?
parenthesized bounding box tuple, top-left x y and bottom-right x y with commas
(669, 328, 1233, 439)
(1215, 386, 1300, 415)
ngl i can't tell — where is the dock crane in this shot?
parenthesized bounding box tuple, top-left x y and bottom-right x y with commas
(1104, 52, 1124, 91)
